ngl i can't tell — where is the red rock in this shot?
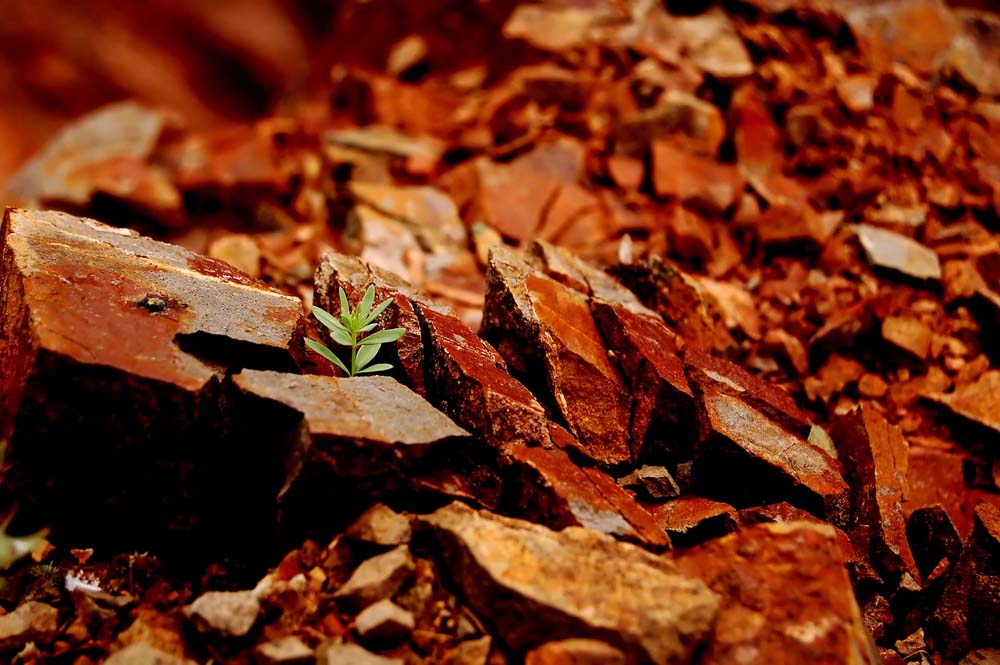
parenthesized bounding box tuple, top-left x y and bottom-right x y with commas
(731, 85, 782, 180)
(881, 316, 933, 360)
(232, 371, 470, 520)
(693, 391, 850, 526)
(0, 208, 304, 552)
(507, 445, 668, 548)
(0, 602, 58, 653)
(606, 155, 644, 191)
(520, 64, 588, 110)
(420, 502, 718, 663)
(170, 119, 296, 192)
(737, 502, 857, 563)
(906, 505, 962, 581)
(677, 522, 880, 665)
(591, 300, 697, 461)
(905, 445, 971, 537)
(482, 247, 632, 466)
(845, 0, 962, 76)
(682, 345, 812, 437)
(6, 102, 177, 213)
(646, 497, 737, 547)
(836, 75, 876, 114)
(615, 90, 726, 157)
(927, 371, 1000, 441)
(470, 158, 559, 241)
(414, 300, 551, 451)
(610, 256, 735, 352)
(830, 405, 918, 580)
(665, 206, 715, 261)
(651, 141, 745, 214)
(931, 501, 1000, 657)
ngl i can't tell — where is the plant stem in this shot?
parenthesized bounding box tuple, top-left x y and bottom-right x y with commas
(350, 330, 358, 377)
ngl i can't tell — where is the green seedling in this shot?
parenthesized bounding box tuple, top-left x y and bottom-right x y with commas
(306, 285, 406, 377)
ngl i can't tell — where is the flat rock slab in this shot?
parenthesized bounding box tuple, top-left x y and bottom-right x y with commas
(693, 392, 850, 526)
(231, 371, 470, 504)
(855, 224, 941, 281)
(0, 208, 304, 553)
(482, 246, 632, 466)
(419, 502, 718, 664)
(677, 522, 880, 664)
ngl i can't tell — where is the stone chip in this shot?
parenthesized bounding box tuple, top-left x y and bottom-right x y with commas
(419, 502, 718, 664)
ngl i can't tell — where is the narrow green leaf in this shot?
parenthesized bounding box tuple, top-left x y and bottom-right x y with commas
(359, 323, 376, 333)
(328, 326, 353, 346)
(358, 285, 376, 321)
(355, 342, 380, 370)
(357, 328, 406, 346)
(312, 306, 348, 334)
(305, 338, 350, 375)
(339, 287, 350, 318)
(364, 297, 394, 325)
(357, 363, 393, 374)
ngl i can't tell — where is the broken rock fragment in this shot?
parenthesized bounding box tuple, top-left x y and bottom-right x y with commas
(355, 599, 415, 645)
(931, 501, 1000, 656)
(482, 246, 632, 466)
(419, 502, 718, 664)
(927, 370, 1000, 439)
(830, 404, 917, 580)
(0, 601, 58, 652)
(508, 445, 669, 547)
(591, 300, 696, 461)
(334, 545, 415, 611)
(694, 392, 850, 526)
(677, 522, 880, 664)
(855, 224, 941, 281)
(104, 644, 195, 665)
(232, 370, 469, 501)
(0, 208, 304, 553)
(345, 504, 412, 547)
(255, 636, 313, 665)
(647, 497, 738, 547)
(610, 256, 734, 352)
(414, 300, 551, 450)
(184, 590, 260, 638)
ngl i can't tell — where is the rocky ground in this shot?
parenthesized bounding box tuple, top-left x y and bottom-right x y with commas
(1, 0, 1000, 663)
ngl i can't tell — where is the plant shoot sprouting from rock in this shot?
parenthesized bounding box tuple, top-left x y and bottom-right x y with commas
(306, 285, 405, 377)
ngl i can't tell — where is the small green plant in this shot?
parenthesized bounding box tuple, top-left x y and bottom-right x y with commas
(305, 285, 405, 377)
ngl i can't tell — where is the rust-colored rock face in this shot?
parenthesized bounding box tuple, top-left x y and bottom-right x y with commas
(4, 0, 1000, 661)
(677, 522, 880, 665)
(482, 246, 632, 467)
(420, 502, 719, 664)
(830, 405, 917, 581)
(0, 208, 303, 554)
(694, 391, 850, 526)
